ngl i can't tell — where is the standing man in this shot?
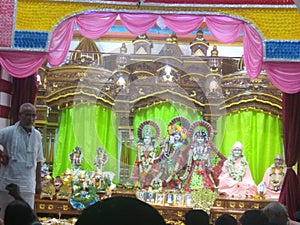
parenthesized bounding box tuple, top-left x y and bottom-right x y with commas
(0, 103, 44, 218)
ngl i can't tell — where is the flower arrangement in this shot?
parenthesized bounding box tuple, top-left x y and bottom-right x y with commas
(227, 154, 247, 182)
(70, 180, 98, 210)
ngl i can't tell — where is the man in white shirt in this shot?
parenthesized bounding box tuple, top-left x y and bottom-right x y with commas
(0, 103, 44, 218)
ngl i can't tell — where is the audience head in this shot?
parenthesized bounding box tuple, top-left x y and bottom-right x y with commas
(239, 209, 268, 225)
(185, 209, 210, 225)
(215, 214, 237, 225)
(75, 196, 166, 225)
(4, 200, 40, 225)
(262, 202, 289, 225)
(6, 183, 23, 200)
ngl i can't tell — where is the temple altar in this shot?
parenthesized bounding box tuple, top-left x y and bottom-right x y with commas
(34, 192, 277, 224)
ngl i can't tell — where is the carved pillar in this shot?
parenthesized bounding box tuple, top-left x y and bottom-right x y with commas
(114, 88, 133, 185)
(203, 74, 225, 136)
(36, 84, 59, 166)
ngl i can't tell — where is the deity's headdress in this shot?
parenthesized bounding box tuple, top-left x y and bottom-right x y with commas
(188, 120, 214, 141)
(193, 130, 208, 141)
(65, 168, 72, 175)
(142, 125, 153, 138)
(97, 147, 104, 153)
(137, 120, 160, 140)
(167, 116, 190, 139)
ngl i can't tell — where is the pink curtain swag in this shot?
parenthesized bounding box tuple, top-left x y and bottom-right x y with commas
(0, 12, 299, 93)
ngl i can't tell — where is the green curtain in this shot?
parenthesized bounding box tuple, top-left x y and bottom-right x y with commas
(52, 104, 118, 180)
(131, 102, 203, 165)
(214, 110, 283, 184)
(52, 103, 282, 186)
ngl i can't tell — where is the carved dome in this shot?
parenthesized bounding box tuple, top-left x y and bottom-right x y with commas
(69, 38, 102, 66)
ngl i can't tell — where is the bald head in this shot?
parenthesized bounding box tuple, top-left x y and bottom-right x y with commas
(274, 154, 284, 168)
(18, 103, 37, 129)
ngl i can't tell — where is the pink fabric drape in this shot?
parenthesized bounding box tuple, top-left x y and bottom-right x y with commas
(48, 18, 75, 66)
(205, 16, 243, 43)
(0, 12, 299, 94)
(76, 12, 118, 39)
(264, 62, 300, 94)
(0, 50, 46, 78)
(119, 13, 158, 35)
(161, 15, 204, 35)
(243, 24, 264, 79)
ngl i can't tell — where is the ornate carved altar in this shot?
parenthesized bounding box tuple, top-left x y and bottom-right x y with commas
(35, 32, 282, 184)
(34, 192, 277, 224)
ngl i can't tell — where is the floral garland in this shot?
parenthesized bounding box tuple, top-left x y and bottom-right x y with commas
(227, 154, 247, 182)
(138, 144, 156, 174)
(270, 165, 285, 191)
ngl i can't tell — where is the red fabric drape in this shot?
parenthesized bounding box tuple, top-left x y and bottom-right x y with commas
(11, 74, 38, 123)
(279, 92, 300, 220)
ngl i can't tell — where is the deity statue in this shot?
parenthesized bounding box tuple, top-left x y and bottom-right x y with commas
(69, 146, 83, 170)
(180, 120, 224, 191)
(61, 168, 74, 187)
(218, 141, 258, 197)
(181, 130, 215, 191)
(93, 169, 104, 190)
(261, 154, 286, 199)
(156, 117, 190, 189)
(130, 120, 160, 189)
(94, 147, 108, 171)
(69, 146, 85, 181)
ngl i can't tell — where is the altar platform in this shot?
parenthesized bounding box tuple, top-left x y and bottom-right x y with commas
(34, 190, 277, 224)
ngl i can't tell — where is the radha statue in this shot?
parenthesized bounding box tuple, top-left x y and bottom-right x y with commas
(180, 120, 224, 191)
(181, 130, 215, 191)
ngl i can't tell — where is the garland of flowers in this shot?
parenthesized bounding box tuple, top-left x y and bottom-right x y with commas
(138, 145, 156, 174)
(227, 154, 247, 182)
(270, 165, 285, 191)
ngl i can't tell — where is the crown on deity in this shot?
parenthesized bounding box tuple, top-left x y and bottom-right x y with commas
(142, 125, 153, 138)
(78, 172, 86, 179)
(167, 116, 190, 140)
(168, 124, 188, 139)
(193, 130, 208, 140)
(137, 120, 160, 141)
